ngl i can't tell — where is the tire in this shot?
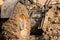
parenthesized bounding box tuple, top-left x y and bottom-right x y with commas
(2, 2, 30, 40)
(42, 7, 60, 40)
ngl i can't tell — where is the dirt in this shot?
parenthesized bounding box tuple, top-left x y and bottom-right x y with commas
(1, 0, 60, 40)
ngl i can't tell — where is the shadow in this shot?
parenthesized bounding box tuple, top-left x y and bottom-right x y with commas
(0, 18, 9, 40)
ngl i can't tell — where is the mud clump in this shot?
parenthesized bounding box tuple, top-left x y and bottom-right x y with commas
(2, 2, 30, 40)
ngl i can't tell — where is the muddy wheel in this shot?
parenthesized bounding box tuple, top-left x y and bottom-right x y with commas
(42, 7, 60, 40)
(15, 2, 31, 40)
(2, 2, 30, 40)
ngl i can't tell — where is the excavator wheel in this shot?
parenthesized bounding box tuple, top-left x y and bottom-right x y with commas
(42, 6, 60, 40)
(2, 2, 30, 40)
